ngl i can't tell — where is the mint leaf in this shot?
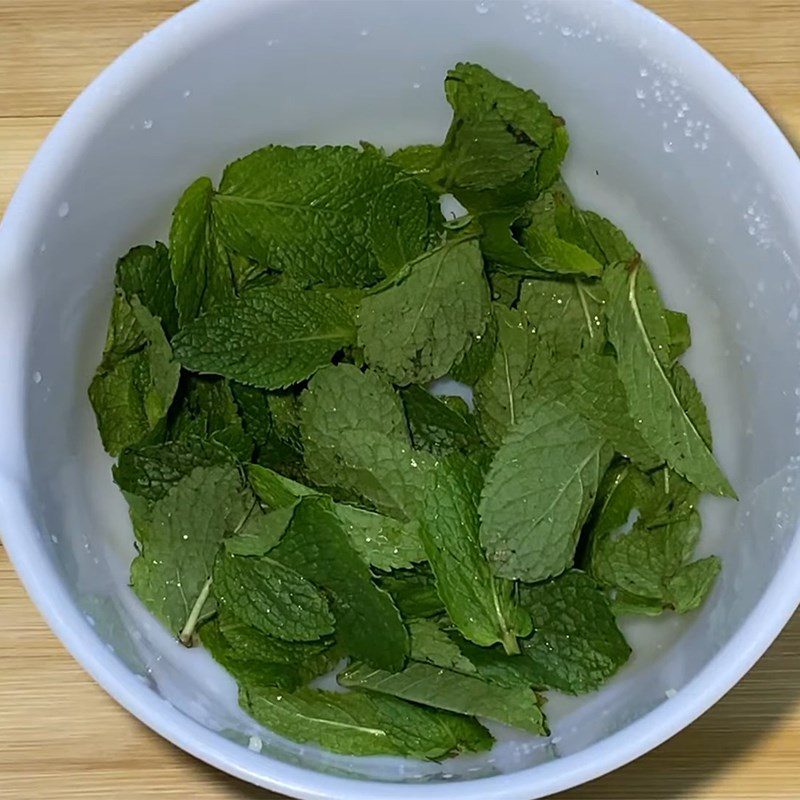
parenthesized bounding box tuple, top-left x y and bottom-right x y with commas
(586, 466, 718, 614)
(173, 282, 357, 389)
(552, 198, 637, 265)
(169, 177, 235, 327)
(479, 400, 611, 582)
(474, 305, 539, 447)
(521, 229, 604, 277)
(449, 637, 545, 690)
(114, 242, 177, 337)
(271, 496, 409, 670)
(199, 620, 312, 691)
(518, 277, 607, 356)
(301, 364, 429, 520)
(214, 548, 334, 642)
(519, 571, 631, 694)
(200, 617, 336, 691)
(449, 310, 498, 384)
(604, 261, 735, 497)
(369, 176, 443, 277)
(665, 310, 691, 362)
(378, 568, 445, 619)
(113, 436, 235, 504)
(167, 376, 252, 460)
(389, 144, 443, 191)
(401, 384, 482, 456)
(129, 465, 248, 634)
(247, 464, 425, 571)
(224, 505, 295, 557)
(89, 294, 180, 456)
(665, 555, 721, 613)
(420, 455, 531, 654)
(339, 661, 548, 735)
(357, 238, 491, 385)
(409, 618, 477, 674)
(536, 352, 661, 470)
(213, 145, 441, 288)
(440, 62, 555, 194)
(230, 383, 273, 453)
(242, 685, 492, 759)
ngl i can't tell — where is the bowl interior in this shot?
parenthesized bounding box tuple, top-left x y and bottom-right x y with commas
(2, 0, 800, 793)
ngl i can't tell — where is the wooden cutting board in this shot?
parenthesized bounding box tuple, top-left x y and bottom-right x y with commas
(1, 2, 798, 798)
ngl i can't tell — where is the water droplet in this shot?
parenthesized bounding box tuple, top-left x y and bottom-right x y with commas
(560, 25, 573, 36)
(757, 280, 765, 293)
(182, 89, 191, 98)
(663, 140, 675, 154)
(50, 534, 58, 543)
(475, 1, 489, 13)
(639, 67, 649, 77)
(412, 82, 421, 89)
(360, 28, 369, 36)
(635, 88, 646, 100)
(143, 119, 153, 130)
(57, 201, 70, 218)
(32, 371, 42, 384)
(38, 242, 46, 253)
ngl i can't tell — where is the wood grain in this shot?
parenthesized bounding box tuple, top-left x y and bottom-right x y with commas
(1, 2, 798, 798)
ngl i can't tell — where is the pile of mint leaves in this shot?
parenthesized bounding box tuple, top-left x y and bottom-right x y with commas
(90, 63, 734, 758)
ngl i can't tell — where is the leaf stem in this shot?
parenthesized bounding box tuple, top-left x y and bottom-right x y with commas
(179, 576, 212, 648)
(501, 629, 521, 656)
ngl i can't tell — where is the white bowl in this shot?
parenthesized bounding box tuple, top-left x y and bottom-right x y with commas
(1, 1, 799, 797)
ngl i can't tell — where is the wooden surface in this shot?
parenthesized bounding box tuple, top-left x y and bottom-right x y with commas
(1, 1, 799, 797)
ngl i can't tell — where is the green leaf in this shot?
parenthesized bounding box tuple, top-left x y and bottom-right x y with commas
(449, 637, 545, 690)
(357, 238, 491, 385)
(214, 549, 335, 642)
(301, 364, 429, 520)
(369, 177, 443, 277)
(169, 176, 235, 327)
(114, 242, 177, 337)
(521, 229, 604, 277)
(224, 504, 296, 556)
(518, 278, 607, 357)
(113, 436, 236, 504)
(519, 571, 631, 694)
(536, 352, 661, 470)
(473, 305, 539, 447)
(389, 144, 444, 191)
(173, 282, 357, 389)
(553, 198, 637, 266)
(420, 455, 531, 654)
(213, 145, 441, 288)
(665, 309, 691, 362)
(242, 686, 493, 759)
(604, 261, 735, 497)
(271, 496, 409, 670)
(129, 465, 249, 634)
(449, 310, 498, 384)
(200, 617, 336, 691)
(378, 568, 445, 619)
(479, 400, 611, 582)
(401, 384, 482, 456)
(199, 620, 311, 691)
(89, 294, 181, 456)
(230, 383, 273, 453)
(408, 618, 477, 674)
(586, 466, 718, 614)
(248, 463, 425, 571)
(167, 376, 252, 461)
(440, 62, 555, 194)
(665, 556, 721, 613)
(339, 661, 548, 735)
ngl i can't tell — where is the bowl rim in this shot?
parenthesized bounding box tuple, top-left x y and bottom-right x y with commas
(1, 1, 799, 798)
